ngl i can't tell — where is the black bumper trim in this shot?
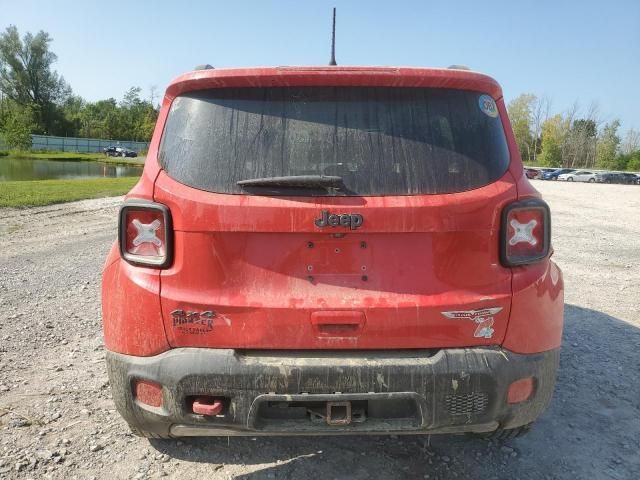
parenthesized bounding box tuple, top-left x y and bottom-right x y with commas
(106, 347, 559, 437)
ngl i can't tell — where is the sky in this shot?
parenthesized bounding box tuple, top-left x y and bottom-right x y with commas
(1, 0, 639, 132)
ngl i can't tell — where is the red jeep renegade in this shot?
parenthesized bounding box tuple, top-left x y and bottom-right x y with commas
(102, 66, 564, 439)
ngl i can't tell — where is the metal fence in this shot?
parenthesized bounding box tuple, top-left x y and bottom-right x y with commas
(30, 135, 149, 153)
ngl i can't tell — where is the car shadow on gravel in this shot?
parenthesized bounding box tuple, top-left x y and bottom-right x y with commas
(148, 304, 640, 479)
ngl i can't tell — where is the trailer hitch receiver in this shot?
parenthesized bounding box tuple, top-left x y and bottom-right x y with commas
(326, 401, 351, 425)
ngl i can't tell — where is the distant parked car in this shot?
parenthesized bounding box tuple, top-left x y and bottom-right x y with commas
(558, 170, 596, 182)
(594, 172, 640, 184)
(535, 168, 555, 179)
(542, 168, 575, 180)
(619, 173, 640, 185)
(524, 167, 539, 179)
(104, 146, 138, 158)
(595, 172, 623, 184)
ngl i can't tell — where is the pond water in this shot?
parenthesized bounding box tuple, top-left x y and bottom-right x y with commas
(0, 157, 143, 181)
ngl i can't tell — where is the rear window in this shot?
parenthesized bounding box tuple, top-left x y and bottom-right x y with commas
(159, 87, 510, 195)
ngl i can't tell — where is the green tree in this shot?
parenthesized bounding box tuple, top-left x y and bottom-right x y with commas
(117, 86, 157, 141)
(615, 151, 640, 171)
(538, 114, 566, 167)
(571, 119, 597, 138)
(0, 27, 159, 143)
(2, 101, 35, 149)
(563, 118, 597, 168)
(0, 25, 70, 133)
(596, 120, 621, 169)
(77, 98, 118, 138)
(620, 128, 639, 155)
(507, 94, 536, 163)
(60, 95, 85, 136)
(139, 108, 157, 140)
(627, 151, 640, 171)
(122, 86, 142, 107)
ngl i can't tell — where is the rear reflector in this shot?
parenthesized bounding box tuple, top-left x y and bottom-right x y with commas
(507, 377, 535, 404)
(119, 200, 173, 268)
(134, 380, 163, 407)
(501, 199, 550, 266)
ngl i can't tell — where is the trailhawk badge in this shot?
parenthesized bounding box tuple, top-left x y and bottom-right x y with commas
(171, 309, 216, 335)
(441, 307, 503, 339)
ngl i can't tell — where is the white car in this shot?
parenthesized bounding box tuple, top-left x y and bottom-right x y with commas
(558, 170, 597, 182)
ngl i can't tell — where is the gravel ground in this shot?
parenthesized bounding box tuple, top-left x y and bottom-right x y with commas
(0, 181, 639, 479)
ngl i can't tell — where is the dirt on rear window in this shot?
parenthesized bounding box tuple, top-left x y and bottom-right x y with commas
(159, 87, 510, 196)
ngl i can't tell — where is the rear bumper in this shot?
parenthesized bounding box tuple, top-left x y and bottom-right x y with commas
(106, 347, 559, 437)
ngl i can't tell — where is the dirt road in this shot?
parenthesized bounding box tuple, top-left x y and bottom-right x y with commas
(1, 182, 639, 479)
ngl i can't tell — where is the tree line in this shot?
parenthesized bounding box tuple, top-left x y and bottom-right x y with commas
(508, 94, 640, 171)
(0, 26, 158, 150)
(2, 25, 639, 170)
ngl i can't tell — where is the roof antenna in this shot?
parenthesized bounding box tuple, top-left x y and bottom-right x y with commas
(329, 7, 337, 66)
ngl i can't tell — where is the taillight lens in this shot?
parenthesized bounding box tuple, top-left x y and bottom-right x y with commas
(501, 199, 550, 266)
(119, 201, 173, 267)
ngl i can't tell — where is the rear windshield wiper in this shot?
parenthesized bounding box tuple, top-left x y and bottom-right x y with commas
(237, 175, 343, 189)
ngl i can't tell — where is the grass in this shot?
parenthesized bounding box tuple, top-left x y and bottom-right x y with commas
(0, 177, 138, 208)
(0, 150, 144, 166)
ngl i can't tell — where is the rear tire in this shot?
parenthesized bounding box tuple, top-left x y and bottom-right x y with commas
(472, 423, 532, 441)
(129, 425, 172, 439)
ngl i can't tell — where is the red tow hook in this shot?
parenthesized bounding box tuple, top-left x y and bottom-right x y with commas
(192, 397, 224, 416)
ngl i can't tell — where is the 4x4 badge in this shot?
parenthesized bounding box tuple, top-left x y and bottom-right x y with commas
(315, 210, 363, 230)
(441, 307, 502, 339)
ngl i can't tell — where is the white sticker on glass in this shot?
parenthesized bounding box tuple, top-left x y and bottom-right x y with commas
(478, 94, 498, 118)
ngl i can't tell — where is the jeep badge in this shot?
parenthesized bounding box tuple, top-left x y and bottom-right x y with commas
(314, 210, 363, 230)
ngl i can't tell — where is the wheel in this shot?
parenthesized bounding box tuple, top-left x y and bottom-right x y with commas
(121, 152, 126, 157)
(552, 177, 557, 181)
(489, 424, 532, 440)
(129, 425, 172, 439)
(588, 178, 595, 183)
(471, 423, 532, 441)
(567, 177, 573, 181)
